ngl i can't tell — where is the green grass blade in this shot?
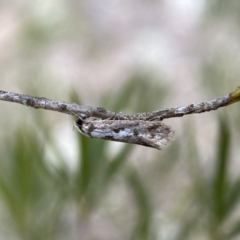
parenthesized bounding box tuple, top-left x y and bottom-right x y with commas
(212, 117, 230, 222)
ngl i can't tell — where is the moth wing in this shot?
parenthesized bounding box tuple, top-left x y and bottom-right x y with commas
(137, 123, 174, 150)
(136, 136, 162, 150)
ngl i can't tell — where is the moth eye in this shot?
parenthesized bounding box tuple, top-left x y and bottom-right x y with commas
(76, 119, 83, 126)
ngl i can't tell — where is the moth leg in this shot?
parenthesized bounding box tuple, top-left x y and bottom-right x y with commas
(146, 116, 163, 121)
(68, 109, 86, 121)
(109, 113, 118, 120)
(102, 113, 117, 121)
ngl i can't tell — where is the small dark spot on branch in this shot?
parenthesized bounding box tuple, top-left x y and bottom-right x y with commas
(97, 107, 107, 113)
(26, 98, 35, 107)
(60, 104, 67, 110)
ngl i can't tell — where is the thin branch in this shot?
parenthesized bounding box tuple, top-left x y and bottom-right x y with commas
(0, 87, 240, 121)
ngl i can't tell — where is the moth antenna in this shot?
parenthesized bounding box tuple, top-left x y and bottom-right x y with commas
(104, 113, 117, 121)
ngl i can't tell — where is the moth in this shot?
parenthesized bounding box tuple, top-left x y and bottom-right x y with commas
(73, 117, 174, 150)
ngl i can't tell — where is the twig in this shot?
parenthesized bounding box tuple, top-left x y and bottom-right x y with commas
(0, 87, 240, 121)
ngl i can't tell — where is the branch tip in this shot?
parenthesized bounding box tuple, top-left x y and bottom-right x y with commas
(229, 86, 240, 105)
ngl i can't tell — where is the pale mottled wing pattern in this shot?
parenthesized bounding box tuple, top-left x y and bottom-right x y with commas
(74, 119, 174, 150)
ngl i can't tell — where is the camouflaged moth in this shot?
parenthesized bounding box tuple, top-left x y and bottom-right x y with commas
(74, 117, 174, 150)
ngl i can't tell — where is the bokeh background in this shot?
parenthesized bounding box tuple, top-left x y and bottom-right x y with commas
(0, 1, 240, 239)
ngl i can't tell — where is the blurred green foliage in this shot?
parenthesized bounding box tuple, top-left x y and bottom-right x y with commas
(1, 72, 240, 240)
(174, 117, 240, 240)
(0, 128, 62, 239)
(0, 76, 172, 239)
(1, 1, 240, 239)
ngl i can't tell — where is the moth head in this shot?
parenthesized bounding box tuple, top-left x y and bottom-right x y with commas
(72, 117, 85, 134)
(73, 118, 94, 137)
